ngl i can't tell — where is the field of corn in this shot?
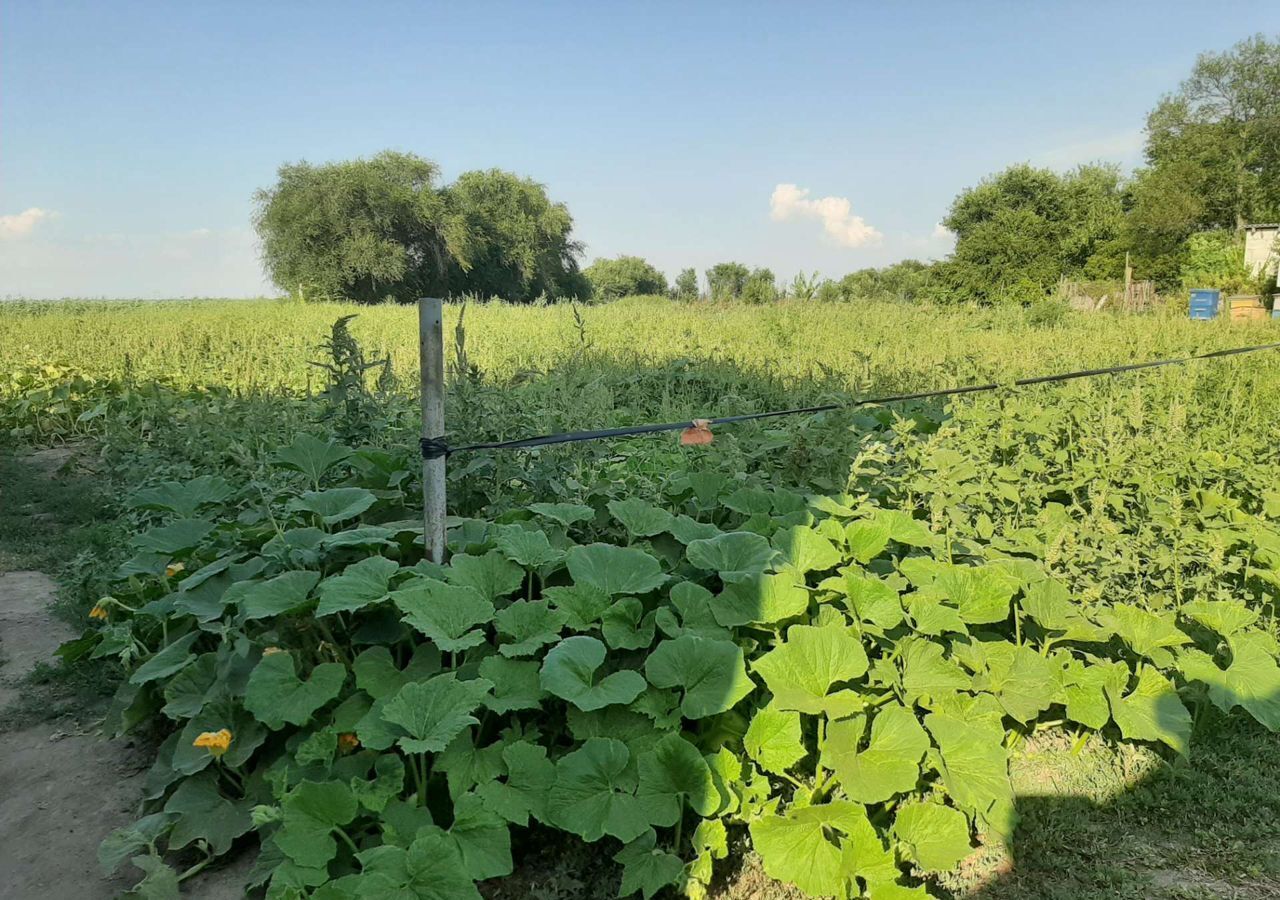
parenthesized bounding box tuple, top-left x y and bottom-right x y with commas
(2, 296, 1280, 900)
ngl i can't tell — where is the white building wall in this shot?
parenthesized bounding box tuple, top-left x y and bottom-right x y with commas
(1244, 225, 1280, 277)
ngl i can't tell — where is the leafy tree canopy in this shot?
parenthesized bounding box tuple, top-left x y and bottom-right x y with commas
(583, 255, 668, 301)
(254, 153, 585, 304)
(940, 163, 1126, 303)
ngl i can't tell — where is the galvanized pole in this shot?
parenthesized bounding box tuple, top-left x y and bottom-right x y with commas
(419, 297, 447, 564)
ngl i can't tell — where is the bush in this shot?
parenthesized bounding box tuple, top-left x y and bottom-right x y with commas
(1179, 230, 1260, 294)
(741, 268, 778, 305)
(673, 268, 699, 301)
(706, 262, 750, 301)
(583, 256, 668, 301)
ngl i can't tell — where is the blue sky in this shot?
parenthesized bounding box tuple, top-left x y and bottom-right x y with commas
(2, 1, 1277, 298)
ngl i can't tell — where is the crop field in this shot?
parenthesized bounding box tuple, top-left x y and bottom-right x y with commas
(2, 297, 1280, 900)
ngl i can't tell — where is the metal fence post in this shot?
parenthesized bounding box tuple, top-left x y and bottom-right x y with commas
(419, 297, 446, 564)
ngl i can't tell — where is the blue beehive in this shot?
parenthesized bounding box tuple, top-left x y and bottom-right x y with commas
(1189, 288, 1220, 320)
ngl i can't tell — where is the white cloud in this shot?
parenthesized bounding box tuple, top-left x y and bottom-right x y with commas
(931, 222, 954, 241)
(770, 183, 882, 248)
(0, 207, 54, 240)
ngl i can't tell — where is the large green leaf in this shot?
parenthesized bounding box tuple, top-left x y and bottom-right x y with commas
(272, 434, 352, 486)
(129, 475, 234, 518)
(750, 801, 870, 897)
(393, 579, 495, 652)
(494, 600, 565, 657)
(129, 632, 200, 685)
(893, 802, 972, 873)
(276, 779, 359, 870)
(1179, 632, 1280, 730)
(1020, 578, 1108, 643)
(529, 502, 596, 527)
(236, 570, 321, 621)
(601, 597, 657, 650)
(543, 584, 613, 631)
(244, 652, 346, 729)
(710, 573, 809, 626)
(539, 636, 646, 711)
(1097, 605, 1192, 666)
(686, 531, 776, 581)
(753, 624, 868, 714)
(476, 741, 556, 827)
(826, 704, 927, 803)
(546, 737, 649, 843)
(131, 519, 215, 555)
(608, 498, 676, 538)
(448, 791, 512, 880)
(446, 550, 525, 603)
(494, 525, 565, 569)
(924, 712, 1014, 835)
(163, 771, 251, 855)
(567, 543, 668, 596)
(644, 635, 755, 719)
(479, 656, 544, 713)
(316, 557, 398, 617)
(1106, 664, 1192, 755)
(744, 704, 805, 775)
(636, 732, 719, 824)
(290, 487, 378, 525)
(844, 518, 892, 563)
(931, 564, 1017, 625)
(972, 641, 1057, 723)
(899, 638, 970, 706)
(615, 829, 685, 900)
(355, 829, 481, 900)
(772, 525, 842, 574)
(380, 673, 492, 754)
(1180, 599, 1259, 639)
(827, 570, 904, 631)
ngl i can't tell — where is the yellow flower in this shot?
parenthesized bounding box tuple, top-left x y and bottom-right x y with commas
(193, 728, 233, 758)
(165, 561, 186, 578)
(88, 602, 109, 620)
(338, 732, 360, 753)
(262, 646, 286, 656)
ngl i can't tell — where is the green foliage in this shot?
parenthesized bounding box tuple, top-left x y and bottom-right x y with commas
(583, 256, 668, 301)
(445, 168, 587, 302)
(673, 267, 699, 301)
(7, 300, 1280, 899)
(253, 153, 584, 305)
(1145, 34, 1280, 233)
(253, 151, 460, 305)
(1178, 229, 1259, 294)
(705, 262, 750, 301)
(940, 163, 1127, 304)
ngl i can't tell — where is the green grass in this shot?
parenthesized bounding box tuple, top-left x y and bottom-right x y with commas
(953, 715, 1280, 899)
(2, 296, 1279, 898)
(0, 451, 124, 729)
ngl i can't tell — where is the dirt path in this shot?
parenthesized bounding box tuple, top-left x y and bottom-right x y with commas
(0, 455, 252, 898)
(0, 569, 150, 897)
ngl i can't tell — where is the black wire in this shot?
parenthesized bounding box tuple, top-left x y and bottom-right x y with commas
(421, 340, 1280, 458)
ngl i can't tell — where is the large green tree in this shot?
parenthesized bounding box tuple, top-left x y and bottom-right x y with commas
(582, 255, 668, 300)
(254, 154, 585, 304)
(940, 163, 1126, 303)
(445, 169, 586, 302)
(706, 262, 750, 301)
(254, 151, 467, 304)
(1144, 34, 1280, 231)
(1130, 34, 1280, 284)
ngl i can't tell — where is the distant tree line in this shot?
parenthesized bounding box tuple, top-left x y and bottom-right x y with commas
(254, 35, 1280, 305)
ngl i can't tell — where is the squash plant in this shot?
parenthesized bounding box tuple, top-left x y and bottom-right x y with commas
(79, 433, 1280, 899)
